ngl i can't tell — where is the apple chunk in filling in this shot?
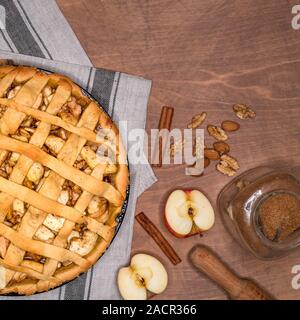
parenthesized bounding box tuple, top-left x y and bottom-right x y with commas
(165, 189, 215, 237)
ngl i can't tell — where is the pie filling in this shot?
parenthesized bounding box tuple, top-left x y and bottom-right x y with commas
(0, 66, 128, 294)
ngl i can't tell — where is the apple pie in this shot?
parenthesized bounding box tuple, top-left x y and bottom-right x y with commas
(0, 65, 129, 295)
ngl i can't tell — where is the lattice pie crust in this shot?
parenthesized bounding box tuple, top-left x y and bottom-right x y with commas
(0, 65, 129, 295)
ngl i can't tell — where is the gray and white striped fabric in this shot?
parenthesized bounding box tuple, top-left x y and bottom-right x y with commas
(0, 0, 156, 300)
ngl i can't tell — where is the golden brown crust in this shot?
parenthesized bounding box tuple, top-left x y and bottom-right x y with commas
(0, 176, 113, 241)
(0, 134, 123, 206)
(0, 65, 129, 295)
(0, 258, 58, 282)
(0, 223, 90, 267)
(0, 98, 112, 145)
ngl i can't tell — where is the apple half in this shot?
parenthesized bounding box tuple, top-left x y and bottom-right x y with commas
(117, 253, 168, 300)
(165, 189, 215, 238)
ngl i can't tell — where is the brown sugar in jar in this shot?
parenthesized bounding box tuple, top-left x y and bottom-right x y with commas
(258, 193, 300, 242)
(218, 166, 300, 259)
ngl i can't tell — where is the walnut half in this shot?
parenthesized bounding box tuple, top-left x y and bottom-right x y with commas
(233, 104, 256, 120)
(187, 112, 207, 129)
(216, 154, 240, 176)
(207, 125, 228, 141)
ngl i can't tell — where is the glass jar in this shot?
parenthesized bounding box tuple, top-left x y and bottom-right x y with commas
(218, 166, 300, 260)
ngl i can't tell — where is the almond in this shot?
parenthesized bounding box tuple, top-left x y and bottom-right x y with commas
(204, 148, 220, 160)
(213, 141, 230, 155)
(204, 157, 210, 168)
(221, 120, 240, 132)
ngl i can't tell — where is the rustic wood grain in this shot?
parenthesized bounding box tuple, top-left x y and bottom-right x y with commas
(57, 0, 300, 299)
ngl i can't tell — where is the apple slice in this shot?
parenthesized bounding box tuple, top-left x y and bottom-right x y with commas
(117, 253, 168, 300)
(165, 189, 215, 238)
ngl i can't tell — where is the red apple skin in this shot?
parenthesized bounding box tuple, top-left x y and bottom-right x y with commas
(184, 189, 193, 196)
(164, 189, 204, 239)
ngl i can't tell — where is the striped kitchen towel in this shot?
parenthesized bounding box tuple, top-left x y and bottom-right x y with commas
(0, 0, 156, 300)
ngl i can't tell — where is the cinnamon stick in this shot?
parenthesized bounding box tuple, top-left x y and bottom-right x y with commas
(136, 212, 182, 265)
(152, 106, 174, 167)
(158, 106, 169, 129)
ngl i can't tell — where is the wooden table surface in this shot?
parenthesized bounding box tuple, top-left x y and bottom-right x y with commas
(57, 0, 300, 299)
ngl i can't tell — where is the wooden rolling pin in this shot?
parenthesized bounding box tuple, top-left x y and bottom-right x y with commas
(189, 245, 274, 300)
